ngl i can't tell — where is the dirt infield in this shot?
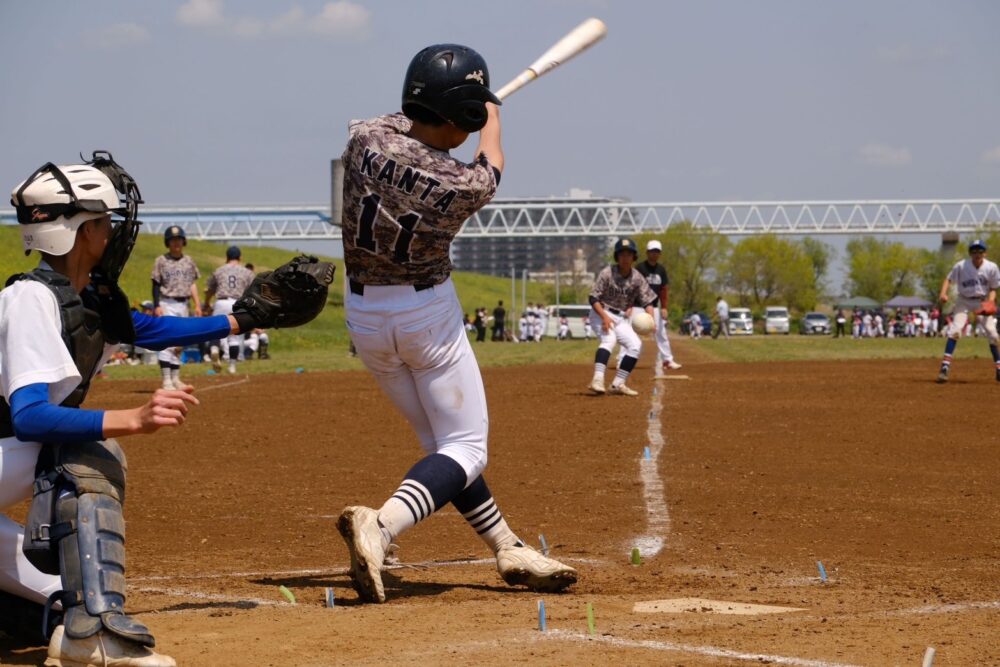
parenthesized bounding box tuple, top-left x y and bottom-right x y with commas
(3, 345, 999, 665)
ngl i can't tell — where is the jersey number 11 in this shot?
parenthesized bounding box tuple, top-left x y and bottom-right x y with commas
(355, 193, 422, 263)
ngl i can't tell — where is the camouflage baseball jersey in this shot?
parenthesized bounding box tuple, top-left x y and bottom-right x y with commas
(589, 265, 657, 312)
(151, 254, 200, 298)
(208, 263, 255, 300)
(341, 114, 498, 285)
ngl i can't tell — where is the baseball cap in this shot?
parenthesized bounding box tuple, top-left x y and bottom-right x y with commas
(226, 245, 242, 260)
(969, 239, 987, 252)
(647, 240, 662, 252)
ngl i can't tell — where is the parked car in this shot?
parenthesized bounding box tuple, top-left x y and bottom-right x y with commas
(681, 312, 712, 336)
(728, 307, 754, 335)
(764, 306, 790, 335)
(545, 304, 592, 338)
(799, 312, 831, 335)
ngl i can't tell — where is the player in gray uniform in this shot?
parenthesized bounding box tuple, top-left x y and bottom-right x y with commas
(588, 238, 658, 396)
(936, 239, 1000, 383)
(151, 226, 200, 391)
(335, 44, 576, 603)
(205, 246, 255, 374)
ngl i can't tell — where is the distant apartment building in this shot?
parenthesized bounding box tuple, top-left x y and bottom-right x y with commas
(450, 194, 622, 277)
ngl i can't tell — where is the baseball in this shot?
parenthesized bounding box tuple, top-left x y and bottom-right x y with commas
(631, 311, 655, 335)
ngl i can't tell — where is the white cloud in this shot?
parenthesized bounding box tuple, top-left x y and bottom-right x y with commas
(877, 44, 950, 65)
(859, 143, 912, 167)
(176, 0, 370, 40)
(311, 2, 371, 38)
(177, 0, 226, 27)
(982, 146, 1000, 165)
(82, 23, 150, 50)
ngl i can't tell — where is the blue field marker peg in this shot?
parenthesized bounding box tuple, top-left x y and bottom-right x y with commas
(538, 599, 547, 632)
(206, 369, 216, 376)
(325, 587, 335, 608)
(817, 561, 828, 583)
(538, 534, 549, 556)
(295, 367, 305, 374)
(643, 446, 651, 461)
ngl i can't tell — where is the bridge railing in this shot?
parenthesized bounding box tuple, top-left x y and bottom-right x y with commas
(3, 199, 999, 240)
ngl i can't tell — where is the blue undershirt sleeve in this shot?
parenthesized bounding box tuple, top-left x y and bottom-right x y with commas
(10, 383, 104, 443)
(132, 312, 233, 351)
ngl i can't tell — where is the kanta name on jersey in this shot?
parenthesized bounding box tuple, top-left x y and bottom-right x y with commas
(359, 148, 458, 213)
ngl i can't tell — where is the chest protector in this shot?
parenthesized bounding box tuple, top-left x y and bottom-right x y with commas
(0, 269, 134, 437)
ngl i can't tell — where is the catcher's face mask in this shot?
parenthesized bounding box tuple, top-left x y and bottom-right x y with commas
(87, 151, 144, 284)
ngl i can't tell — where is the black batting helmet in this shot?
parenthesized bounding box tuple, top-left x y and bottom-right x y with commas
(614, 237, 638, 260)
(164, 225, 186, 247)
(402, 44, 501, 133)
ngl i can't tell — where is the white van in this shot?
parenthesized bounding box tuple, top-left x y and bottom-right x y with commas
(764, 306, 790, 335)
(545, 304, 593, 339)
(728, 307, 754, 335)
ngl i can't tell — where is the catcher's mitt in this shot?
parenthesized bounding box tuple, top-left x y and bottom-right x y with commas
(979, 300, 998, 316)
(233, 255, 335, 329)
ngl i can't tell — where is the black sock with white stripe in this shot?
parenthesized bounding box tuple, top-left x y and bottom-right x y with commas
(377, 453, 468, 543)
(612, 355, 638, 387)
(452, 475, 520, 553)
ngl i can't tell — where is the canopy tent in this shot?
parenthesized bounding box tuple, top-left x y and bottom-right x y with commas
(834, 296, 880, 309)
(884, 295, 932, 309)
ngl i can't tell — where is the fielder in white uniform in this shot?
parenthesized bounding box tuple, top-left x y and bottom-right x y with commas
(335, 44, 576, 604)
(588, 237, 658, 396)
(936, 239, 1000, 383)
(151, 226, 200, 391)
(204, 245, 256, 374)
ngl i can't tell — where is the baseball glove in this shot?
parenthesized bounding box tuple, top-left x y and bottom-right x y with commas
(233, 255, 335, 329)
(979, 300, 998, 316)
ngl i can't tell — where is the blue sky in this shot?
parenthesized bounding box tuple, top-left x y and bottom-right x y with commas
(1, 0, 998, 206)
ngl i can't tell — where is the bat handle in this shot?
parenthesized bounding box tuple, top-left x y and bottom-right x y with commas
(496, 69, 538, 101)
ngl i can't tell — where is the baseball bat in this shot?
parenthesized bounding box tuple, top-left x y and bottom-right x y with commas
(494, 17, 607, 100)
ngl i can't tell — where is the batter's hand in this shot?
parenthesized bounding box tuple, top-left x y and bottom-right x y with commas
(135, 388, 200, 433)
(601, 315, 613, 333)
(939, 294, 949, 304)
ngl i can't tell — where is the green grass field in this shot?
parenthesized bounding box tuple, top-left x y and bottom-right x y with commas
(3, 226, 985, 375)
(0, 226, 554, 354)
(674, 332, 987, 363)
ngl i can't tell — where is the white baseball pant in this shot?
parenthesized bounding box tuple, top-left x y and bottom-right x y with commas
(947, 296, 998, 343)
(212, 298, 243, 351)
(346, 278, 488, 482)
(156, 298, 189, 364)
(0, 437, 61, 604)
(591, 308, 642, 358)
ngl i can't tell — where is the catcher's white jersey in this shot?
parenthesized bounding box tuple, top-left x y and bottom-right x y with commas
(948, 258, 1000, 299)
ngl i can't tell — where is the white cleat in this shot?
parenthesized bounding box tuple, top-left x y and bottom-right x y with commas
(336, 506, 387, 603)
(609, 384, 639, 396)
(588, 377, 606, 395)
(664, 360, 683, 370)
(496, 543, 578, 592)
(210, 347, 222, 372)
(160, 381, 176, 392)
(228, 362, 237, 375)
(45, 625, 176, 667)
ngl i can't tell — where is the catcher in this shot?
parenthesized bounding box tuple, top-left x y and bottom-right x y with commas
(936, 238, 1000, 383)
(0, 152, 332, 667)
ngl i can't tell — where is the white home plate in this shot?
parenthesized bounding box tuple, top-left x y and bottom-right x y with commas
(634, 598, 806, 615)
